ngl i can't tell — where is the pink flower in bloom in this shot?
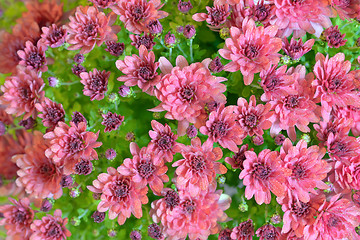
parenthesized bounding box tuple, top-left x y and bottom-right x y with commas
(192, 3, 230, 27)
(80, 69, 110, 101)
(271, 0, 332, 38)
(150, 189, 231, 240)
(172, 137, 227, 197)
(235, 95, 273, 137)
(87, 167, 148, 225)
(0, 198, 34, 239)
(219, 18, 282, 85)
(240, 149, 291, 204)
(130, 33, 156, 50)
(116, 45, 161, 95)
(282, 37, 315, 61)
(303, 194, 360, 240)
(0, 68, 44, 119)
(256, 224, 281, 240)
(110, 0, 168, 34)
(330, 0, 360, 20)
(35, 98, 65, 129)
(17, 40, 48, 72)
(322, 25, 347, 48)
(225, 144, 252, 170)
(148, 120, 182, 163)
(312, 53, 360, 121)
(151, 56, 227, 136)
(105, 41, 125, 56)
(326, 133, 360, 163)
(14, 131, 63, 199)
(328, 161, 358, 194)
(333, 104, 360, 137)
(30, 209, 71, 240)
(89, 0, 117, 8)
(279, 139, 330, 203)
(40, 24, 67, 48)
(200, 105, 244, 153)
(313, 116, 352, 144)
(279, 192, 325, 238)
(44, 121, 102, 164)
(268, 66, 320, 141)
(118, 142, 169, 195)
(230, 219, 255, 240)
(101, 111, 124, 132)
(65, 6, 119, 54)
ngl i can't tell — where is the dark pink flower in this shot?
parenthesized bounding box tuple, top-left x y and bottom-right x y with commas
(101, 111, 124, 132)
(193, 3, 230, 27)
(130, 33, 156, 50)
(230, 219, 254, 240)
(219, 18, 282, 85)
(282, 37, 315, 60)
(91, 211, 105, 223)
(73, 54, 84, 64)
(209, 56, 224, 73)
(148, 223, 164, 239)
(80, 69, 110, 101)
(240, 149, 291, 204)
(118, 142, 169, 195)
(322, 25, 347, 48)
(219, 228, 232, 240)
(256, 224, 281, 240)
(40, 24, 66, 48)
(72, 64, 87, 77)
(74, 159, 93, 175)
(35, 98, 65, 129)
(186, 125, 198, 138)
(89, 0, 117, 8)
(225, 144, 252, 170)
(183, 24, 196, 39)
(105, 41, 125, 56)
(235, 95, 273, 137)
(30, 209, 71, 240)
(111, 0, 168, 34)
(65, 6, 119, 54)
(172, 138, 227, 197)
(178, 0, 193, 13)
(116, 45, 160, 95)
(146, 19, 163, 34)
(200, 105, 244, 152)
(71, 111, 87, 127)
(0, 198, 34, 239)
(164, 31, 176, 47)
(17, 40, 48, 72)
(87, 167, 148, 225)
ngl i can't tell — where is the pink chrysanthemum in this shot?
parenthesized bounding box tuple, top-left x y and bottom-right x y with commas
(150, 56, 227, 136)
(333, 105, 360, 137)
(89, 0, 117, 8)
(118, 142, 169, 195)
(200, 105, 243, 153)
(14, 131, 63, 199)
(0, 198, 34, 239)
(279, 139, 330, 203)
(0, 68, 44, 120)
(256, 224, 282, 240)
(110, 0, 168, 34)
(282, 37, 315, 61)
(80, 69, 110, 101)
(30, 209, 71, 240)
(150, 189, 231, 240)
(44, 121, 102, 164)
(130, 33, 156, 50)
(192, 2, 230, 27)
(225, 144, 252, 170)
(230, 219, 255, 240)
(219, 18, 282, 85)
(326, 133, 360, 163)
(313, 116, 352, 144)
(172, 137, 227, 197)
(101, 111, 124, 132)
(327, 161, 360, 194)
(235, 95, 273, 137)
(303, 194, 360, 240)
(271, 0, 332, 38)
(330, 0, 360, 20)
(87, 167, 148, 225)
(65, 6, 119, 54)
(17, 40, 48, 73)
(322, 25, 347, 48)
(279, 192, 325, 238)
(148, 120, 182, 163)
(40, 24, 67, 48)
(268, 66, 320, 141)
(240, 149, 291, 204)
(116, 45, 161, 95)
(312, 53, 360, 121)
(35, 98, 65, 129)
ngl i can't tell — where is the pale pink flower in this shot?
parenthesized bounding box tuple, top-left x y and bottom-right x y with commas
(172, 137, 227, 197)
(40, 24, 67, 48)
(0, 198, 34, 240)
(239, 149, 291, 205)
(110, 0, 168, 34)
(200, 105, 243, 152)
(235, 95, 273, 137)
(225, 144, 252, 170)
(89, 0, 117, 8)
(332, 105, 360, 137)
(279, 139, 330, 203)
(150, 56, 227, 136)
(271, 0, 332, 38)
(303, 194, 360, 240)
(116, 45, 160, 95)
(17, 40, 48, 72)
(148, 120, 182, 163)
(313, 115, 352, 144)
(30, 209, 71, 240)
(80, 69, 110, 101)
(35, 98, 65, 129)
(330, 0, 360, 20)
(219, 18, 282, 85)
(282, 37, 315, 61)
(326, 133, 360, 163)
(150, 189, 231, 240)
(65, 6, 119, 54)
(0, 68, 44, 120)
(118, 142, 169, 195)
(87, 167, 148, 225)
(192, 3, 230, 27)
(328, 161, 358, 194)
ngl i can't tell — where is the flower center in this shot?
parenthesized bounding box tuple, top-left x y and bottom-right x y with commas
(47, 107, 63, 123)
(39, 163, 56, 175)
(90, 76, 105, 91)
(330, 141, 347, 154)
(189, 155, 205, 172)
(328, 77, 342, 91)
(253, 163, 271, 180)
(179, 85, 195, 102)
(264, 77, 280, 91)
(291, 201, 310, 217)
(292, 164, 306, 179)
(137, 160, 155, 179)
(84, 23, 97, 36)
(244, 113, 258, 128)
(182, 199, 195, 214)
(157, 134, 173, 150)
(239, 220, 254, 236)
(254, 4, 269, 22)
(210, 121, 229, 139)
(19, 87, 31, 100)
(113, 180, 130, 198)
(46, 223, 61, 237)
(138, 66, 153, 81)
(14, 210, 27, 223)
(284, 95, 299, 108)
(244, 45, 259, 59)
(28, 52, 42, 68)
(164, 189, 180, 210)
(132, 5, 144, 21)
(327, 214, 340, 227)
(67, 135, 84, 154)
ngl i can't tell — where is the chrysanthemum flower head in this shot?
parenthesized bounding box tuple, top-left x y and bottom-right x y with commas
(322, 25, 347, 48)
(80, 68, 110, 101)
(230, 219, 255, 240)
(40, 24, 67, 48)
(282, 37, 315, 61)
(256, 224, 281, 240)
(101, 111, 124, 132)
(17, 40, 48, 72)
(219, 18, 282, 85)
(330, 0, 360, 20)
(192, 2, 230, 27)
(35, 98, 65, 129)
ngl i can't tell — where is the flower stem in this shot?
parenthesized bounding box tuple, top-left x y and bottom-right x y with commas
(169, 48, 173, 62)
(189, 39, 193, 63)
